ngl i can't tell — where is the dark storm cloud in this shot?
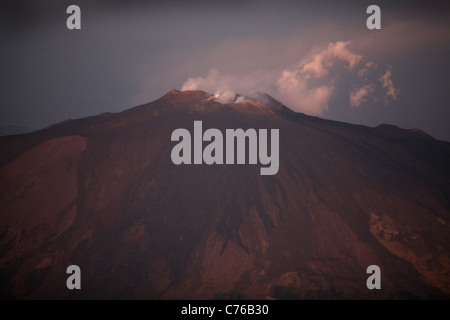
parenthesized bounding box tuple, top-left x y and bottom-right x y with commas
(0, 0, 449, 140)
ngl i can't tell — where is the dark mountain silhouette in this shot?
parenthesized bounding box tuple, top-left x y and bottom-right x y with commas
(0, 90, 449, 299)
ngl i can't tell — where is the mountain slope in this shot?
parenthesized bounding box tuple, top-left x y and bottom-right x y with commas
(0, 90, 449, 299)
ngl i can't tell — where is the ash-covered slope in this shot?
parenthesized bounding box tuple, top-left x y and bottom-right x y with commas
(0, 90, 449, 299)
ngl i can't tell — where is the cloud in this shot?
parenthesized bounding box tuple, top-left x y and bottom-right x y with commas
(350, 84, 375, 107)
(358, 62, 377, 78)
(380, 67, 399, 102)
(213, 89, 237, 104)
(181, 68, 278, 103)
(181, 69, 237, 103)
(275, 41, 362, 115)
(301, 41, 362, 78)
(181, 69, 232, 92)
(181, 41, 398, 114)
(235, 96, 246, 103)
(276, 70, 333, 115)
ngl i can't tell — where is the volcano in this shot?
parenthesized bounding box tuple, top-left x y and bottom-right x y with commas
(0, 90, 449, 299)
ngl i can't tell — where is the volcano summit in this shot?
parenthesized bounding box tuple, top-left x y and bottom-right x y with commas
(0, 90, 449, 299)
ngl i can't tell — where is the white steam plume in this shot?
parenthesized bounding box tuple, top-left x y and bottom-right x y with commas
(350, 84, 375, 108)
(181, 41, 398, 113)
(380, 67, 399, 102)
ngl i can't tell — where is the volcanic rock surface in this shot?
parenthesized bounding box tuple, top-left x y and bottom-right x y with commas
(0, 90, 449, 299)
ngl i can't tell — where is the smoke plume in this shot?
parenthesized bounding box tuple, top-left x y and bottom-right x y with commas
(181, 41, 399, 114)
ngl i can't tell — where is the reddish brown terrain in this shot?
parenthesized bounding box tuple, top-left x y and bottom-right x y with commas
(0, 90, 449, 299)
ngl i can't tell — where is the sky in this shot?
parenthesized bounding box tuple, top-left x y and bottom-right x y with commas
(1, 0, 449, 140)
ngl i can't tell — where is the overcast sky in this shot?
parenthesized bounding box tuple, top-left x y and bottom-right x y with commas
(1, 0, 449, 140)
